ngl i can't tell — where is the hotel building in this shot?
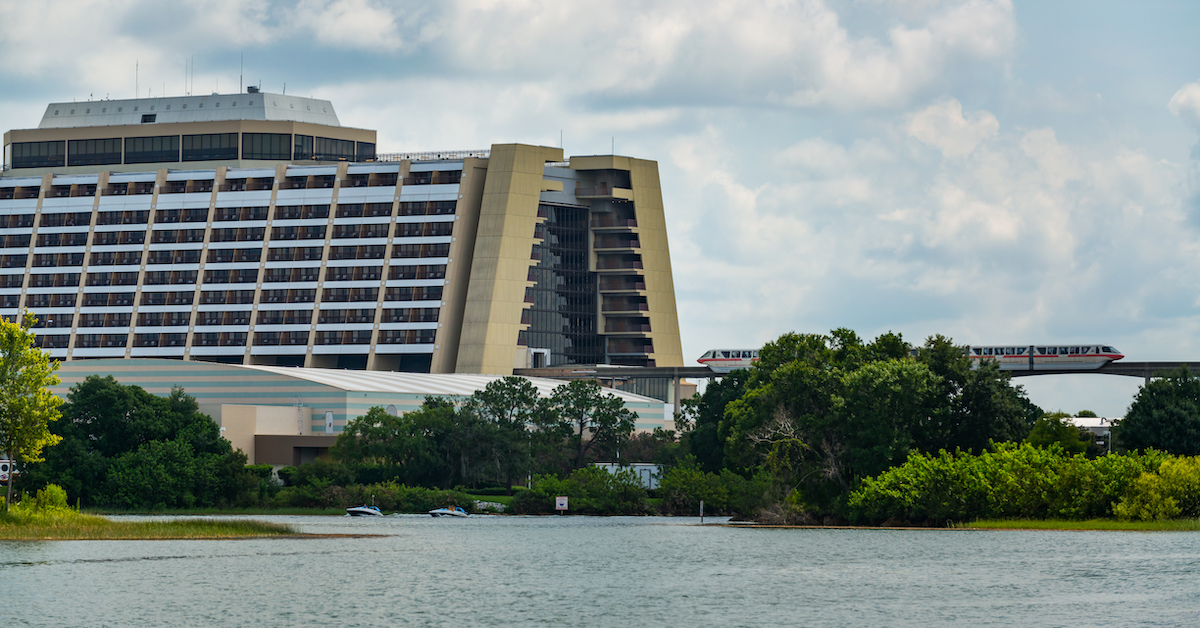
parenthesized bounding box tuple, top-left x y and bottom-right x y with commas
(0, 91, 683, 375)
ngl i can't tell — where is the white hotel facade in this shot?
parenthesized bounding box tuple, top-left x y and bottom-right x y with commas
(0, 91, 684, 376)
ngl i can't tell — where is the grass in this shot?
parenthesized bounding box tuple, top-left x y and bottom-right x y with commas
(0, 511, 297, 540)
(87, 506, 346, 516)
(955, 518, 1200, 531)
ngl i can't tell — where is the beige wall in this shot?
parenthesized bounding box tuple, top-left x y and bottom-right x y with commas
(455, 144, 564, 374)
(208, 404, 312, 463)
(431, 156, 489, 373)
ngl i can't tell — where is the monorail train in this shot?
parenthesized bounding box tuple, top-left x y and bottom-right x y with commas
(968, 345, 1124, 371)
(697, 349, 759, 373)
(699, 344, 1125, 373)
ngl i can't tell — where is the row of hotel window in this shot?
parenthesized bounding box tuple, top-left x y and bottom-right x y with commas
(8, 134, 375, 168)
(0, 204, 456, 230)
(35, 329, 437, 349)
(0, 243, 452, 268)
(9, 286, 444, 308)
(25, 308, 439, 329)
(4, 264, 447, 288)
(0, 169, 461, 199)
(3, 222, 453, 248)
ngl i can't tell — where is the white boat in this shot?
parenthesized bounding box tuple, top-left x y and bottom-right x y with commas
(429, 506, 468, 517)
(346, 504, 383, 516)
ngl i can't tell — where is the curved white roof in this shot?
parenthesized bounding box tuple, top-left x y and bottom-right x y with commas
(240, 364, 660, 404)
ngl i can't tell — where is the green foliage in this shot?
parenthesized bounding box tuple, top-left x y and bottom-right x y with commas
(676, 370, 749, 473)
(331, 377, 627, 490)
(0, 312, 64, 510)
(21, 376, 260, 509)
(657, 455, 770, 515)
(715, 330, 1042, 519)
(1026, 412, 1090, 455)
(847, 444, 1170, 524)
(1113, 457, 1200, 520)
(622, 428, 683, 466)
(272, 480, 475, 513)
(509, 466, 649, 515)
(548, 380, 638, 469)
(11, 483, 73, 516)
(1119, 367, 1200, 455)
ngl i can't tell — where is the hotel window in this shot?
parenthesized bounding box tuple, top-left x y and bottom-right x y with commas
(356, 142, 375, 161)
(294, 135, 314, 160)
(125, 135, 180, 164)
(67, 138, 122, 166)
(242, 133, 291, 160)
(313, 137, 355, 161)
(11, 141, 66, 168)
(182, 133, 238, 162)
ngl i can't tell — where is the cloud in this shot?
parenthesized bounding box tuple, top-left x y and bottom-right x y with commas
(1169, 82, 1200, 125)
(907, 99, 999, 157)
(289, 0, 414, 51)
(439, 0, 1015, 111)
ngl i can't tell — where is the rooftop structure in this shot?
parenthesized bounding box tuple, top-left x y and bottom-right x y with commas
(4, 91, 372, 176)
(35, 92, 341, 129)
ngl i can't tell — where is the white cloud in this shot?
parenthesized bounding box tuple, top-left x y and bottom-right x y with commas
(1168, 82, 1200, 125)
(290, 0, 412, 51)
(907, 99, 999, 157)
(440, 0, 1015, 111)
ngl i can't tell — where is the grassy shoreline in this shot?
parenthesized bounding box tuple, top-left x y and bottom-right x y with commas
(955, 518, 1200, 531)
(0, 512, 298, 540)
(723, 518, 1200, 531)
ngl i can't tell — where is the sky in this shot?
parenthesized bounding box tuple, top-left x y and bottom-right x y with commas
(2, 0, 1199, 417)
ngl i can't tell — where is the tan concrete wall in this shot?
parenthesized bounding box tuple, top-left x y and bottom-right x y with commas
(455, 144, 563, 374)
(628, 157, 683, 366)
(432, 156, 489, 372)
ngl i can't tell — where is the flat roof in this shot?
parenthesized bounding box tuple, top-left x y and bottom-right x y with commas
(37, 92, 339, 129)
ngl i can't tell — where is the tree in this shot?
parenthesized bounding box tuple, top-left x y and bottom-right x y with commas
(913, 334, 1038, 453)
(466, 376, 541, 493)
(1025, 412, 1090, 455)
(548, 380, 637, 469)
(25, 376, 253, 508)
(332, 400, 455, 487)
(0, 312, 63, 511)
(1119, 367, 1200, 455)
(676, 369, 749, 473)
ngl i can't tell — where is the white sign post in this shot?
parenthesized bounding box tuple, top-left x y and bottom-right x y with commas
(555, 496, 568, 514)
(0, 459, 13, 483)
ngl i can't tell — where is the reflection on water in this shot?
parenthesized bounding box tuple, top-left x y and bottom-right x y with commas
(2, 515, 1199, 627)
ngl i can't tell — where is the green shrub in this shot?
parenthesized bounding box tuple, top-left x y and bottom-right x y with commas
(11, 484, 76, 518)
(847, 444, 1170, 524)
(509, 467, 649, 515)
(657, 456, 771, 516)
(1114, 457, 1200, 520)
(271, 481, 475, 513)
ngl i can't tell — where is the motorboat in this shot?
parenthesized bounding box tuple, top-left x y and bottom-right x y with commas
(346, 504, 383, 516)
(428, 506, 468, 517)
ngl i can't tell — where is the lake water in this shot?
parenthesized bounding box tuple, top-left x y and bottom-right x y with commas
(2, 515, 1199, 627)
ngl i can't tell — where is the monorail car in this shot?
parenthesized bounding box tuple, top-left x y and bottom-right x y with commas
(697, 349, 759, 373)
(968, 345, 1124, 371)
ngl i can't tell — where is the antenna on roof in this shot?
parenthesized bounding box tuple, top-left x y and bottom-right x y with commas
(135, 60, 138, 99)
(239, 52, 243, 94)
